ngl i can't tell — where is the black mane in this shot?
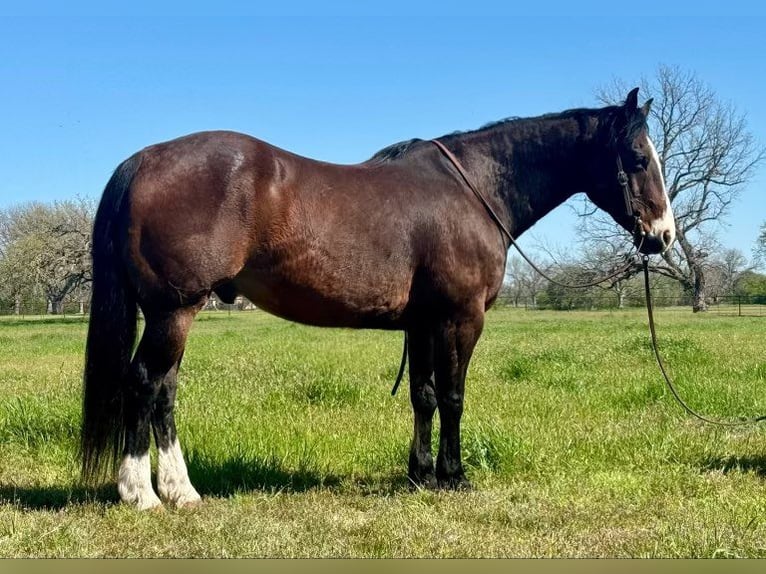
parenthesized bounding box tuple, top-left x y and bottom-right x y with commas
(367, 102, 642, 163)
(367, 138, 424, 162)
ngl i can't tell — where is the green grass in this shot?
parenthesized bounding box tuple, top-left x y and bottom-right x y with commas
(1, 307, 766, 557)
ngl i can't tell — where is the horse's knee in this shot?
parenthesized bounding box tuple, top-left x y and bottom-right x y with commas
(437, 391, 464, 418)
(411, 379, 437, 414)
(129, 361, 160, 394)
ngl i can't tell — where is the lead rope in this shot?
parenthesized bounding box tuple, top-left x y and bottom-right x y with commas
(392, 139, 638, 395)
(642, 256, 766, 426)
(396, 141, 766, 427)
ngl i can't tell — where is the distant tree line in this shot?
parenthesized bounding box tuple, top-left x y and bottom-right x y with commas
(501, 249, 766, 311)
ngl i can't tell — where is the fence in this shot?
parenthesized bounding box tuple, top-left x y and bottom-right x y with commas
(705, 295, 766, 317)
(2, 295, 765, 319)
(0, 299, 87, 318)
(493, 294, 766, 317)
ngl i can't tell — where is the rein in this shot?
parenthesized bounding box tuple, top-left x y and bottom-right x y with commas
(395, 139, 766, 428)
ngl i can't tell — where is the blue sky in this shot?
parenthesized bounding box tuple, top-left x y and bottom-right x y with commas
(1, 1, 764, 258)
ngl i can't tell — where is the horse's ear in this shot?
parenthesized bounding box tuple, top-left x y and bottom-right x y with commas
(640, 97, 654, 118)
(625, 87, 640, 111)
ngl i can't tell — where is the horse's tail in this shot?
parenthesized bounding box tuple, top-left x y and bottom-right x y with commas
(81, 154, 141, 484)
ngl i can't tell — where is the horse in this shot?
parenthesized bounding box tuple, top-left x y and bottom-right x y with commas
(81, 87, 675, 509)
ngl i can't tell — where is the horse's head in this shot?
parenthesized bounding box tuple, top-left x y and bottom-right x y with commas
(588, 87, 675, 254)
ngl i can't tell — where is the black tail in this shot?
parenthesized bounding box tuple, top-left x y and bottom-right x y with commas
(81, 154, 141, 483)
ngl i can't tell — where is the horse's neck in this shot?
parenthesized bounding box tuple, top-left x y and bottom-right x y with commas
(449, 113, 599, 237)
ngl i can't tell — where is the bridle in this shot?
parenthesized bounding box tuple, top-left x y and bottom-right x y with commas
(394, 138, 766, 427)
(616, 153, 645, 240)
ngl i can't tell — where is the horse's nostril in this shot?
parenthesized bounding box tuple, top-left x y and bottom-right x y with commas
(662, 230, 672, 247)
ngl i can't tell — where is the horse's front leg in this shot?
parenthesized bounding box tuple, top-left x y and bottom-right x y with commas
(407, 326, 437, 488)
(433, 311, 484, 490)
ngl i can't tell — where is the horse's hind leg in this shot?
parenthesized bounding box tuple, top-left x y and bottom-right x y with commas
(407, 326, 437, 488)
(119, 305, 199, 509)
(152, 352, 201, 507)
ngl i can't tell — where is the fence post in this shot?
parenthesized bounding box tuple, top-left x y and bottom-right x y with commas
(738, 296, 742, 317)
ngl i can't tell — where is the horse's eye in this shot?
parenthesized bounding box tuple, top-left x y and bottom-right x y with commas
(634, 154, 649, 170)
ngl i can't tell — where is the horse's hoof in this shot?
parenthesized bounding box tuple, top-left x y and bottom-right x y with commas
(122, 493, 163, 511)
(408, 472, 438, 490)
(166, 490, 202, 509)
(437, 475, 473, 491)
(175, 497, 203, 510)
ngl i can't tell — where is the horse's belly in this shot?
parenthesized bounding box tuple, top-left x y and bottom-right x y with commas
(231, 263, 410, 329)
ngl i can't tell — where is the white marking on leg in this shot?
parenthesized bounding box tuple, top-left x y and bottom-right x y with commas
(157, 438, 201, 507)
(118, 453, 162, 510)
(647, 136, 676, 250)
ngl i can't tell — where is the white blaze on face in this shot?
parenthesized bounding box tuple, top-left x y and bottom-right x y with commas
(646, 136, 676, 251)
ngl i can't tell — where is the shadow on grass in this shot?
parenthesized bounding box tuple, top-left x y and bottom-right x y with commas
(0, 483, 117, 510)
(186, 452, 343, 496)
(0, 459, 413, 509)
(701, 454, 766, 478)
(186, 452, 413, 497)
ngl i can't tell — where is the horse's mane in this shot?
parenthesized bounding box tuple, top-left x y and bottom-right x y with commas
(367, 138, 424, 163)
(367, 103, 642, 163)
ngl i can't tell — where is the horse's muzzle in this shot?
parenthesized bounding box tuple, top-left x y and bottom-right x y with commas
(636, 229, 674, 255)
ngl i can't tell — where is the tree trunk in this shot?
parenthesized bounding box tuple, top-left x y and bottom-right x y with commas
(692, 265, 707, 313)
(14, 294, 21, 315)
(50, 298, 64, 315)
(674, 229, 708, 313)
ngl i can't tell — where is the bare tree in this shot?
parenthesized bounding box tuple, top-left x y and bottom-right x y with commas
(0, 199, 95, 314)
(579, 242, 641, 308)
(584, 65, 765, 311)
(503, 254, 551, 308)
(503, 256, 527, 307)
(505, 256, 544, 308)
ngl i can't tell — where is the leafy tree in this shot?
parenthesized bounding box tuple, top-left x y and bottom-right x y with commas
(734, 270, 766, 304)
(0, 199, 95, 314)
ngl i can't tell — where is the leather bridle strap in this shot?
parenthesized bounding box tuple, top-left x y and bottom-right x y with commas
(430, 139, 639, 289)
(431, 139, 514, 245)
(616, 154, 635, 221)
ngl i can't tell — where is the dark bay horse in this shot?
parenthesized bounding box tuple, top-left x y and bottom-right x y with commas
(82, 88, 675, 508)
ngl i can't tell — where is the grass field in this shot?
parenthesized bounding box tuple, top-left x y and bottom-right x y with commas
(1, 307, 765, 557)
